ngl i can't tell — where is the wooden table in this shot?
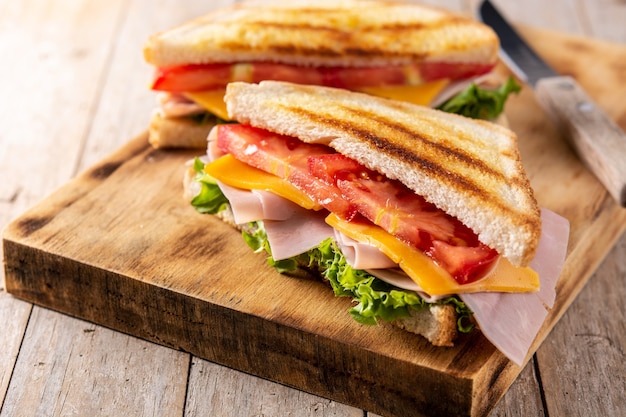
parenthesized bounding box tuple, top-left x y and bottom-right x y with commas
(1, 1, 624, 416)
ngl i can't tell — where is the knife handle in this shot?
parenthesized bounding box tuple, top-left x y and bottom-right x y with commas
(535, 76, 626, 207)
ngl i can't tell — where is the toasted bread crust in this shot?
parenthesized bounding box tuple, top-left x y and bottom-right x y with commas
(391, 304, 458, 346)
(225, 81, 541, 266)
(149, 112, 214, 149)
(144, 0, 498, 69)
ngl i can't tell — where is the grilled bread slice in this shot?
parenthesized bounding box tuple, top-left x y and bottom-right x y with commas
(144, 0, 499, 69)
(224, 80, 541, 267)
(144, 0, 500, 149)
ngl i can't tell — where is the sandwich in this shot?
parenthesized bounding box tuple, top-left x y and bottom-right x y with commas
(184, 81, 570, 366)
(143, 0, 517, 149)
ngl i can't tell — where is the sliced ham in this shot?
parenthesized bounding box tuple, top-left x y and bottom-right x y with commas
(363, 268, 448, 303)
(264, 209, 334, 260)
(218, 183, 303, 224)
(334, 230, 397, 270)
(340, 208, 569, 365)
(459, 209, 570, 365)
(528, 208, 570, 309)
(157, 92, 206, 118)
(216, 175, 334, 250)
(430, 73, 502, 107)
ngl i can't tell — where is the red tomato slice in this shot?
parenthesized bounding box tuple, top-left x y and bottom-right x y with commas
(420, 61, 496, 82)
(337, 177, 455, 247)
(151, 61, 495, 92)
(219, 125, 499, 284)
(308, 153, 498, 284)
(307, 153, 365, 184)
(151, 64, 234, 92)
(321, 67, 409, 89)
(216, 125, 359, 219)
(251, 63, 325, 86)
(429, 241, 500, 285)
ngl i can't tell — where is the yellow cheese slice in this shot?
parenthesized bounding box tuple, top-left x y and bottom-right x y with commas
(184, 89, 229, 120)
(326, 213, 539, 296)
(184, 79, 449, 121)
(204, 154, 322, 210)
(357, 79, 449, 106)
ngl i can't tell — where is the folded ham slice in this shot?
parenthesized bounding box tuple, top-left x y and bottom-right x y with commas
(459, 209, 569, 365)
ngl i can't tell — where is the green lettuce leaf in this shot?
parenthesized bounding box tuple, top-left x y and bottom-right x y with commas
(242, 223, 474, 332)
(436, 76, 521, 120)
(241, 221, 300, 273)
(189, 158, 229, 214)
(188, 112, 235, 126)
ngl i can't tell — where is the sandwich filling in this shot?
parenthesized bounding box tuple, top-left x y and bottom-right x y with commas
(215, 124, 498, 284)
(150, 61, 495, 93)
(202, 123, 540, 295)
(184, 81, 569, 366)
(150, 62, 502, 125)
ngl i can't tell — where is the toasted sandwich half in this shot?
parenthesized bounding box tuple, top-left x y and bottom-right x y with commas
(144, 0, 505, 149)
(184, 81, 570, 365)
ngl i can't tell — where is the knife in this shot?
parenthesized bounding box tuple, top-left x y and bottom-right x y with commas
(479, 0, 626, 207)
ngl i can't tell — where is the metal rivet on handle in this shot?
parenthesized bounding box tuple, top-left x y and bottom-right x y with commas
(577, 102, 594, 112)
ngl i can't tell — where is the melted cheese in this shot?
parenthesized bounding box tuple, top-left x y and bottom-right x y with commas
(184, 89, 229, 120)
(205, 155, 322, 210)
(357, 79, 449, 106)
(326, 213, 539, 296)
(184, 80, 450, 120)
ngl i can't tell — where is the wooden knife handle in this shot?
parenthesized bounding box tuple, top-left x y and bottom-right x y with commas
(535, 76, 626, 207)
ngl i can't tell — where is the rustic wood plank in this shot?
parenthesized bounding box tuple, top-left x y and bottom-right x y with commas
(77, 0, 234, 171)
(0, 292, 32, 407)
(535, 233, 626, 417)
(0, 0, 127, 219)
(0, 0, 202, 415)
(0, 306, 189, 417)
(0, 0, 131, 410)
(579, 0, 626, 43)
(488, 358, 545, 417)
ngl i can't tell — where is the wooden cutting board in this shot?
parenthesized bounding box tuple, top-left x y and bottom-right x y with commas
(3, 27, 626, 417)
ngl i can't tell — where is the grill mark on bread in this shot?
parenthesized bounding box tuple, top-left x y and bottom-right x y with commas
(341, 105, 503, 178)
(262, 44, 426, 60)
(145, 1, 501, 68)
(216, 17, 482, 60)
(238, 16, 468, 33)
(282, 104, 517, 212)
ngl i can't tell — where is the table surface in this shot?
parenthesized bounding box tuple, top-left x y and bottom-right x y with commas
(1, 1, 624, 416)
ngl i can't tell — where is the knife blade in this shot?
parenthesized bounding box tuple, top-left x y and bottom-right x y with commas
(479, 0, 626, 207)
